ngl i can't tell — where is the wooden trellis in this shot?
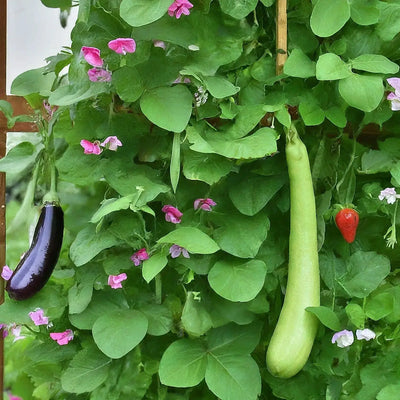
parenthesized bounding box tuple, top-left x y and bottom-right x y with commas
(0, 0, 38, 397)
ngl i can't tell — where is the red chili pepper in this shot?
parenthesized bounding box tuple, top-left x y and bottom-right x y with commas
(335, 208, 359, 243)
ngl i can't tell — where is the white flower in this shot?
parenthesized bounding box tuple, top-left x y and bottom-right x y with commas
(332, 330, 354, 348)
(378, 187, 398, 204)
(356, 328, 376, 341)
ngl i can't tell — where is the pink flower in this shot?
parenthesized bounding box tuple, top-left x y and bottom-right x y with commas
(108, 38, 136, 55)
(9, 394, 23, 400)
(173, 76, 191, 84)
(88, 68, 112, 82)
(80, 139, 103, 155)
(81, 46, 103, 67)
(50, 329, 74, 345)
(108, 273, 127, 289)
(100, 136, 122, 151)
(194, 198, 217, 211)
(169, 244, 190, 258)
(168, 0, 193, 18)
(1, 265, 13, 280)
(10, 324, 25, 342)
(153, 40, 166, 50)
(131, 248, 149, 266)
(162, 205, 183, 224)
(387, 78, 400, 111)
(28, 308, 49, 326)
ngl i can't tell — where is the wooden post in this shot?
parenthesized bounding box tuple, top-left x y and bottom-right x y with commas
(0, 0, 7, 397)
(276, 0, 288, 75)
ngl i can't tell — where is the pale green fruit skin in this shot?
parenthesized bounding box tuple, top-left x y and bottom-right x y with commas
(266, 128, 320, 379)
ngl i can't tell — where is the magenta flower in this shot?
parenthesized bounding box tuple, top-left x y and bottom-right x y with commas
(131, 248, 149, 266)
(108, 38, 136, 55)
(50, 329, 74, 345)
(88, 68, 112, 82)
(168, 0, 193, 18)
(108, 273, 127, 289)
(100, 136, 122, 151)
(80, 139, 103, 155)
(169, 244, 190, 259)
(1, 265, 13, 280)
(194, 198, 217, 211)
(332, 330, 354, 348)
(29, 308, 49, 326)
(162, 205, 183, 224)
(81, 46, 103, 67)
(9, 395, 23, 400)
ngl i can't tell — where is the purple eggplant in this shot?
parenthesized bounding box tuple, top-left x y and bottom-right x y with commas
(6, 202, 64, 300)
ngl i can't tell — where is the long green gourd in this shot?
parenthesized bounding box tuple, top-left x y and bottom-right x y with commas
(266, 124, 320, 378)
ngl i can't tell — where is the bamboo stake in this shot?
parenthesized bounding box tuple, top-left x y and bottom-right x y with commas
(276, 0, 288, 75)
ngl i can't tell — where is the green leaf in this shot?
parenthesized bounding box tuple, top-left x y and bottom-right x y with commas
(112, 66, 144, 102)
(345, 303, 365, 328)
(219, 0, 258, 19)
(350, 54, 399, 74)
(339, 251, 391, 298)
(207, 322, 262, 355)
(306, 306, 342, 331)
(181, 292, 213, 337)
(49, 82, 110, 106)
(0, 142, 41, 174)
(142, 251, 169, 283)
(139, 304, 173, 336)
(338, 74, 384, 112)
(377, 384, 400, 400)
(140, 85, 193, 132)
(70, 225, 122, 266)
(203, 76, 240, 99)
(11, 67, 56, 96)
(0, 100, 13, 119)
(61, 346, 111, 394)
(183, 150, 233, 185)
(310, 0, 350, 37)
(69, 291, 129, 330)
(376, 3, 400, 41)
(120, 0, 172, 27)
(205, 353, 261, 400)
(316, 53, 352, 81)
(187, 125, 278, 159)
(92, 310, 148, 358)
(90, 195, 138, 223)
(212, 212, 270, 258)
(208, 259, 267, 302)
(229, 174, 285, 216)
(365, 292, 394, 321)
(283, 49, 316, 78)
(157, 227, 220, 254)
(299, 99, 325, 126)
(159, 339, 207, 387)
(350, 0, 380, 26)
(170, 132, 181, 193)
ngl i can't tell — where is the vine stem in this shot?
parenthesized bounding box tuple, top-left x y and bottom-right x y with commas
(155, 274, 162, 305)
(276, 0, 288, 75)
